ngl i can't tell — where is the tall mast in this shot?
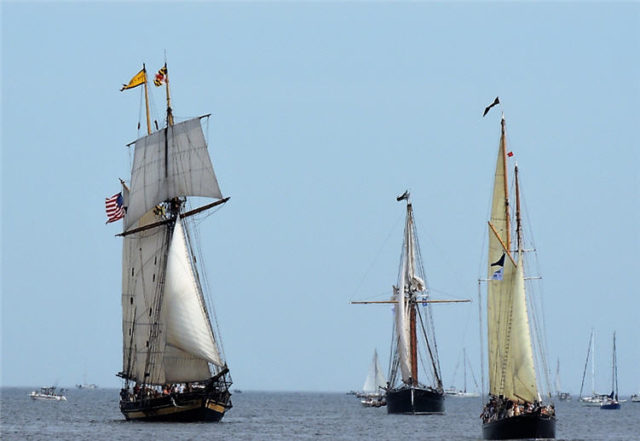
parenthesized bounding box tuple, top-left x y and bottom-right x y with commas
(515, 164, 522, 252)
(501, 116, 512, 251)
(163, 62, 174, 127)
(612, 332, 618, 398)
(142, 64, 151, 135)
(407, 202, 418, 385)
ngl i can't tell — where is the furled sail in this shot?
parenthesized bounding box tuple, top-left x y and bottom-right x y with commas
(125, 117, 222, 231)
(394, 263, 412, 384)
(363, 349, 387, 394)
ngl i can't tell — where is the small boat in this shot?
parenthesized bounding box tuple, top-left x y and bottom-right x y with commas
(630, 394, 640, 402)
(445, 348, 480, 398)
(479, 110, 555, 439)
(359, 349, 387, 407)
(555, 359, 571, 401)
(352, 193, 470, 415)
(600, 332, 620, 410)
(29, 386, 67, 401)
(113, 63, 232, 422)
(579, 330, 608, 406)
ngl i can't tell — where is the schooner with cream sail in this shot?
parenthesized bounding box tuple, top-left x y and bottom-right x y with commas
(480, 101, 555, 439)
(110, 64, 232, 422)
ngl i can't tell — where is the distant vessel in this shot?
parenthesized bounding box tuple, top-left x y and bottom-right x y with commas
(445, 348, 479, 398)
(352, 192, 470, 415)
(600, 332, 620, 410)
(554, 359, 571, 401)
(359, 349, 387, 407)
(480, 113, 555, 439)
(114, 63, 232, 422)
(29, 386, 67, 401)
(579, 330, 608, 406)
(631, 394, 640, 403)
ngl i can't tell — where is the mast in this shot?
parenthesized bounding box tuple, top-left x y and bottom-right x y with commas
(143, 64, 152, 135)
(409, 299, 418, 385)
(612, 332, 618, 399)
(500, 116, 511, 252)
(515, 164, 522, 253)
(163, 62, 174, 127)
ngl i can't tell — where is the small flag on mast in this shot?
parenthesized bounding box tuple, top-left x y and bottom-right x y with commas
(483, 96, 500, 117)
(490, 252, 505, 281)
(396, 190, 410, 202)
(105, 192, 125, 223)
(120, 69, 146, 91)
(154, 65, 167, 87)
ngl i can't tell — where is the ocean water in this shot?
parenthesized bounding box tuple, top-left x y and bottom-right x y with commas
(1, 388, 638, 440)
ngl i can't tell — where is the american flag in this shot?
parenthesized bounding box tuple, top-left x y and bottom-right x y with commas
(105, 192, 125, 223)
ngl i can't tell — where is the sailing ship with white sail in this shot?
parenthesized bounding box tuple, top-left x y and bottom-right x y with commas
(352, 193, 470, 414)
(555, 359, 571, 401)
(480, 111, 555, 439)
(359, 349, 387, 407)
(113, 64, 232, 422)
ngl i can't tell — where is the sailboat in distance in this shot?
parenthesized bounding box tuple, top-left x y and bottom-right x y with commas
(600, 332, 620, 410)
(480, 112, 556, 439)
(352, 193, 470, 414)
(359, 349, 387, 407)
(113, 64, 232, 422)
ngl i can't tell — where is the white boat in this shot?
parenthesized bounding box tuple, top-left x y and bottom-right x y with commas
(358, 349, 387, 407)
(579, 330, 608, 405)
(630, 394, 640, 402)
(445, 348, 479, 398)
(29, 386, 67, 401)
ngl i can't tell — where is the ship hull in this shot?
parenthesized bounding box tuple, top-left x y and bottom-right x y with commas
(386, 386, 444, 414)
(482, 413, 555, 440)
(120, 391, 231, 422)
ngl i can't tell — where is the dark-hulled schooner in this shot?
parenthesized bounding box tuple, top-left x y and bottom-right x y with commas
(353, 193, 470, 414)
(480, 110, 555, 439)
(114, 64, 232, 422)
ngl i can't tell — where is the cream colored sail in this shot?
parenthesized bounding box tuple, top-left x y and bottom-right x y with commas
(486, 119, 539, 403)
(363, 349, 387, 394)
(395, 261, 412, 383)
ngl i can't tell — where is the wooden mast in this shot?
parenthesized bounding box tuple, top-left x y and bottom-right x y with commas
(515, 163, 522, 252)
(410, 300, 418, 385)
(500, 116, 511, 252)
(163, 62, 174, 127)
(142, 64, 151, 135)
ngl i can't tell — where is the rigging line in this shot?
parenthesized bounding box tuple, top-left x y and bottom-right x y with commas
(416, 305, 442, 388)
(350, 211, 403, 302)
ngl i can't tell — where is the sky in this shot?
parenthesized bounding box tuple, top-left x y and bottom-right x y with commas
(2, 2, 639, 396)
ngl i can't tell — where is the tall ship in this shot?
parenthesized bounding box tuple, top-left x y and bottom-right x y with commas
(111, 64, 232, 422)
(480, 108, 556, 439)
(353, 193, 469, 414)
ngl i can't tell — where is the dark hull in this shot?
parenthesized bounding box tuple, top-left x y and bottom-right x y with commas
(600, 402, 620, 410)
(482, 413, 555, 440)
(120, 390, 231, 422)
(386, 386, 444, 414)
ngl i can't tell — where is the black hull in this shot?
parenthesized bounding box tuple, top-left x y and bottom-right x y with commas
(482, 413, 556, 440)
(120, 390, 231, 422)
(386, 386, 444, 414)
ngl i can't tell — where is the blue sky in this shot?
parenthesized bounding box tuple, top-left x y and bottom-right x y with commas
(2, 2, 639, 395)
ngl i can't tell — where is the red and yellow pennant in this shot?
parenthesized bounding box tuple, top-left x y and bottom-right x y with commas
(154, 66, 168, 87)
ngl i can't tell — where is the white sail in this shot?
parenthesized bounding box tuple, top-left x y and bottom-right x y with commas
(363, 350, 387, 394)
(395, 261, 412, 383)
(122, 208, 169, 384)
(125, 117, 222, 231)
(162, 219, 223, 371)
